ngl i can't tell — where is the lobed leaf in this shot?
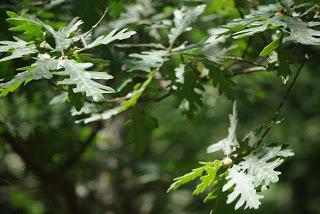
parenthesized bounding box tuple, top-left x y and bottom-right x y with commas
(54, 60, 114, 101)
(207, 101, 239, 156)
(0, 37, 38, 62)
(169, 5, 206, 46)
(83, 28, 136, 50)
(38, 17, 84, 51)
(0, 56, 59, 96)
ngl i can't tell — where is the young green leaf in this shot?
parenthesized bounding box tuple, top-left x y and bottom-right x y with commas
(6, 11, 43, 39)
(193, 161, 222, 195)
(260, 36, 282, 56)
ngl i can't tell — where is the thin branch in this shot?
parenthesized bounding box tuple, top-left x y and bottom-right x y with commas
(104, 94, 132, 103)
(229, 66, 269, 77)
(0, 132, 50, 179)
(74, 8, 108, 54)
(220, 56, 267, 68)
(83, 8, 108, 38)
(0, 121, 81, 213)
(140, 92, 172, 103)
(258, 60, 306, 145)
(233, 0, 245, 18)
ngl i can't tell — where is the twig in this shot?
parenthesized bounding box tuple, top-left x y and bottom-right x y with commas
(74, 8, 108, 54)
(258, 60, 306, 145)
(233, 0, 245, 18)
(83, 8, 108, 38)
(220, 56, 267, 68)
(104, 95, 131, 103)
(229, 66, 269, 77)
(140, 92, 172, 103)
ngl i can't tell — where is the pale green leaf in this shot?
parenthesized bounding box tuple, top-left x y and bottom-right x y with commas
(286, 17, 320, 46)
(207, 101, 239, 155)
(222, 4, 286, 39)
(49, 92, 68, 105)
(169, 5, 206, 46)
(0, 57, 59, 96)
(54, 60, 114, 101)
(223, 165, 263, 210)
(239, 146, 294, 191)
(38, 17, 84, 51)
(0, 37, 38, 62)
(128, 50, 168, 72)
(77, 71, 155, 123)
(223, 146, 294, 210)
(83, 28, 136, 50)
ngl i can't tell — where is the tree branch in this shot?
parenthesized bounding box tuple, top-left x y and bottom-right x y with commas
(220, 55, 267, 68)
(57, 122, 104, 172)
(258, 60, 306, 145)
(233, 0, 245, 18)
(229, 66, 269, 77)
(0, 132, 51, 180)
(0, 124, 82, 213)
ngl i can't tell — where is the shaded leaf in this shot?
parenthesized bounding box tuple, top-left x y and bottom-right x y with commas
(174, 65, 204, 118)
(286, 17, 320, 46)
(125, 108, 158, 155)
(128, 50, 168, 72)
(0, 56, 59, 96)
(169, 5, 206, 46)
